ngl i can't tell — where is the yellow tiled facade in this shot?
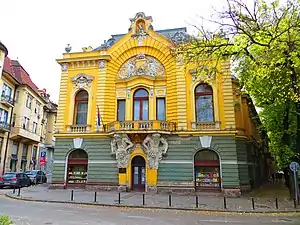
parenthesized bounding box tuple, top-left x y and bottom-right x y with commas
(52, 13, 270, 196)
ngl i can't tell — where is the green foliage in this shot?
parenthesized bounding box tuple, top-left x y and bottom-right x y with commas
(178, 0, 300, 166)
(0, 216, 13, 225)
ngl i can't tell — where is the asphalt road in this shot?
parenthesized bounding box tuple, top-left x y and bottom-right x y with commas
(0, 196, 300, 225)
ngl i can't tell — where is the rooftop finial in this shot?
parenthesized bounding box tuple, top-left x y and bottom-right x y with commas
(65, 44, 72, 53)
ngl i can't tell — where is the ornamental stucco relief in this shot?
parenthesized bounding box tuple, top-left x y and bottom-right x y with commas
(71, 74, 94, 89)
(111, 134, 134, 168)
(142, 133, 168, 169)
(118, 53, 165, 79)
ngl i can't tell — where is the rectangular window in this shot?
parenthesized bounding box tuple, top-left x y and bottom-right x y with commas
(35, 102, 40, 115)
(33, 122, 38, 133)
(22, 144, 28, 157)
(0, 109, 9, 124)
(75, 102, 88, 125)
(32, 146, 37, 159)
(14, 91, 19, 103)
(23, 117, 30, 129)
(117, 100, 126, 121)
(156, 98, 166, 121)
(26, 94, 33, 108)
(2, 84, 12, 98)
(12, 141, 19, 155)
(12, 113, 16, 127)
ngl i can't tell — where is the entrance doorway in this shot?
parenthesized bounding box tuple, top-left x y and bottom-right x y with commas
(131, 156, 146, 191)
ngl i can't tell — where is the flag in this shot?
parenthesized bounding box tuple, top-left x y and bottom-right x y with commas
(97, 105, 101, 129)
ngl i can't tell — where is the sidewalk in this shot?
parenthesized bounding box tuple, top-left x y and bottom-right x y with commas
(5, 183, 300, 213)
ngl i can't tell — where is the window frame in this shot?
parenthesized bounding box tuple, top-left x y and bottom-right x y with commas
(133, 89, 149, 121)
(117, 99, 126, 121)
(156, 97, 166, 121)
(195, 84, 215, 122)
(26, 94, 33, 109)
(74, 90, 89, 125)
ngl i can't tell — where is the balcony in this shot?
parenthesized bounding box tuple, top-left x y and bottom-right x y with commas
(0, 121, 11, 132)
(10, 127, 40, 143)
(0, 95, 14, 107)
(191, 121, 221, 130)
(108, 120, 176, 133)
(66, 124, 91, 133)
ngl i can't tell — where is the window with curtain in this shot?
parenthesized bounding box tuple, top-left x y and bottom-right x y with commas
(156, 98, 166, 120)
(74, 90, 88, 125)
(117, 100, 126, 121)
(133, 89, 149, 121)
(195, 84, 214, 122)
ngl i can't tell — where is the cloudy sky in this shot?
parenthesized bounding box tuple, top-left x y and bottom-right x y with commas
(1, 0, 225, 103)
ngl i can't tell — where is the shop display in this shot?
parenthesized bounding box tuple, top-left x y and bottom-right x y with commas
(195, 167, 221, 189)
(67, 165, 87, 184)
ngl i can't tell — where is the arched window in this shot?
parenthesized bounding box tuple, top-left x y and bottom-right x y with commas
(195, 84, 214, 122)
(133, 89, 149, 121)
(74, 90, 88, 125)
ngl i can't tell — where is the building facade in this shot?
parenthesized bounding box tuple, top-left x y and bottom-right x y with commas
(52, 12, 270, 196)
(0, 54, 57, 174)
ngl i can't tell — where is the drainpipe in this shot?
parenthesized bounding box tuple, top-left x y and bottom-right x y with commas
(2, 86, 18, 175)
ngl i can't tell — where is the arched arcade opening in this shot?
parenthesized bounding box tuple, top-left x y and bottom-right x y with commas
(194, 149, 221, 191)
(67, 149, 88, 186)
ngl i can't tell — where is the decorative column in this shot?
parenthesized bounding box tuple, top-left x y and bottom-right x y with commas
(142, 133, 168, 192)
(111, 134, 134, 192)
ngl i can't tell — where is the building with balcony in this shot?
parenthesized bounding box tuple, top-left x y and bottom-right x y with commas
(52, 12, 270, 196)
(0, 57, 57, 173)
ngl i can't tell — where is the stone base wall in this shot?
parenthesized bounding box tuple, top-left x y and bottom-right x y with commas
(86, 184, 118, 192)
(222, 187, 242, 197)
(157, 186, 195, 194)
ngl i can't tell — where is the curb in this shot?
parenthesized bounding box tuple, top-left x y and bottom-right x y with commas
(5, 193, 300, 214)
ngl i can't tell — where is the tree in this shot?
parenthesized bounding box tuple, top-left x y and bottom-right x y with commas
(177, 0, 300, 168)
(0, 216, 13, 225)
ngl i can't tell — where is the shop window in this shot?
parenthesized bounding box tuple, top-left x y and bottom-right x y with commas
(195, 84, 214, 122)
(194, 149, 221, 190)
(156, 98, 166, 121)
(67, 149, 88, 185)
(117, 100, 126, 121)
(74, 91, 88, 125)
(133, 89, 149, 121)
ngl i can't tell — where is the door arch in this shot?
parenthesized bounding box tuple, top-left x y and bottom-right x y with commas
(131, 156, 146, 191)
(67, 149, 88, 186)
(194, 149, 221, 191)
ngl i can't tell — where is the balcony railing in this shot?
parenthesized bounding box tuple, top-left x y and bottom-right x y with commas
(191, 121, 221, 130)
(10, 127, 40, 143)
(66, 124, 91, 133)
(0, 121, 11, 132)
(108, 120, 176, 133)
(1, 95, 14, 107)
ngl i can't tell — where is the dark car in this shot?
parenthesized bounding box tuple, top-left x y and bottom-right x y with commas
(25, 170, 47, 184)
(0, 172, 31, 188)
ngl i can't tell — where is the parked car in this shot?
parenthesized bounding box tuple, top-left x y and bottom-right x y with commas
(25, 170, 47, 184)
(0, 172, 31, 188)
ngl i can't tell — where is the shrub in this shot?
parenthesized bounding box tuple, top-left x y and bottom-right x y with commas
(0, 216, 13, 225)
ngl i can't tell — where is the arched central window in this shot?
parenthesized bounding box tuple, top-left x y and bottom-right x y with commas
(74, 90, 88, 125)
(195, 84, 214, 122)
(133, 89, 149, 121)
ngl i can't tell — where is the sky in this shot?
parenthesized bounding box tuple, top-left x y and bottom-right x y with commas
(1, 0, 225, 103)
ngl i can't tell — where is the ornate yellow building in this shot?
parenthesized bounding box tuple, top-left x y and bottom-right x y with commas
(53, 12, 270, 196)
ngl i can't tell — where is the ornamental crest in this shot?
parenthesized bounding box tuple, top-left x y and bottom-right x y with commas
(71, 74, 94, 89)
(118, 53, 165, 79)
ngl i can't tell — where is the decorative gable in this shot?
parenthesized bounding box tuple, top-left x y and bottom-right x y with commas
(118, 53, 165, 79)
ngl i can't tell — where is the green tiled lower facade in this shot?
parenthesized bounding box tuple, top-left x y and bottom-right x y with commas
(52, 135, 268, 195)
